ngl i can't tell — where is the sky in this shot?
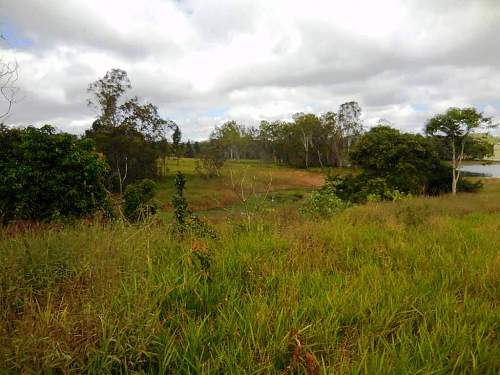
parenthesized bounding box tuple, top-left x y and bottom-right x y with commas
(1, 0, 500, 140)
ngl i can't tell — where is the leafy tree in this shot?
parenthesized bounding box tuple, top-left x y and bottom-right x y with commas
(431, 134, 494, 161)
(87, 68, 131, 127)
(0, 125, 109, 223)
(86, 69, 177, 192)
(171, 125, 182, 162)
(425, 107, 496, 194)
(348, 125, 478, 198)
(293, 113, 323, 168)
(337, 101, 363, 165)
(210, 121, 245, 159)
(88, 125, 158, 193)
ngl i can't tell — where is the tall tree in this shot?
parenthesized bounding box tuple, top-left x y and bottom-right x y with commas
(172, 125, 182, 156)
(86, 69, 176, 192)
(87, 68, 131, 128)
(337, 101, 363, 166)
(425, 107, 496, 195)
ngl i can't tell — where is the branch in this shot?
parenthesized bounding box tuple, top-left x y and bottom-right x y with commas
(0, 58, 19, 120)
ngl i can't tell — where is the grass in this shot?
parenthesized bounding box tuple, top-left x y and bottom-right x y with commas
(1, 164, 500, 373)
(156, 158, 324, 212)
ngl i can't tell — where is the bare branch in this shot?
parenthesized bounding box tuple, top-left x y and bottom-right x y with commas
(0, 58, 19, 120)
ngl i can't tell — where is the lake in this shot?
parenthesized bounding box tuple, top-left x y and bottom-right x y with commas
(459, 163, 500, 177)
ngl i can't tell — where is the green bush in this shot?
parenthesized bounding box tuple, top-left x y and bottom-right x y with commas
(122, 179, 158, 221)
(0, 125, 110, 223)
(299, 184, 351, 218)
(349, 126, 482, 197)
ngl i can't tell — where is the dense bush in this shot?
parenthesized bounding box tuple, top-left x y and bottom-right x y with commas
(335, 126, 483, 202)
(322, 174, 412, 204)
(299, 183, 351, 218)
(122, 179, 158, 221)
(0, 125, 110, 223)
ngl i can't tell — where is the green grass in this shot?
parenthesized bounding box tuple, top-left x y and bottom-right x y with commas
(1, 169, 500, 373)
(156, 158, 324, 212)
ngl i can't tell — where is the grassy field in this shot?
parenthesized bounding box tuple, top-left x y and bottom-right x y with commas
(1, 162, 500, 373)
(156, 158, 325, 212)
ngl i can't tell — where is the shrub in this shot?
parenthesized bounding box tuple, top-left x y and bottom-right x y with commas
(323, 174, 413, 204)
(171, 171, 217, 238)
(299, 184, 351, 218)
(0, 125, 110, 223)
(122, 179, 158, 221)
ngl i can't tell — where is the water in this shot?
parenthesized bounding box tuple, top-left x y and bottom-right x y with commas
(459, 163, 500, 177)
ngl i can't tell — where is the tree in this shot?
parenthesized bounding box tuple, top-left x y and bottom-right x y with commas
(0, 125, 109, 223)
(350, 126, 447, 195)
(172, 125, 182, 162)
(293, 113, 321, 168)
(0, 47, 19, 120)
(425, 107, 496, 194)
(86, 69, 177, 192)
(184, 140, 195, 158)
(87, 68, 131, 127)
(337, 101, 363, 166)
(210, 121, 244, 159)
(88, 124, 158, 193)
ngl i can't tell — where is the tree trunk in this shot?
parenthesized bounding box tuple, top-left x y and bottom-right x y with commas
(451, 141, 457, 195)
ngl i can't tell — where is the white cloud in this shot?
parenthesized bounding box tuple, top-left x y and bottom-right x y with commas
(1, 0, 500, 139)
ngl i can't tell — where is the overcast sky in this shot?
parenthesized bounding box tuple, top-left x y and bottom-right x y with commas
(1, 0, 500, 140)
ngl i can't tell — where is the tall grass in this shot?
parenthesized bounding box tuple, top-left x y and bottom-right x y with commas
(1, 185, 500, 373)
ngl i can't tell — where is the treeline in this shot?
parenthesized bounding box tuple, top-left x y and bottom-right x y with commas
(198, 102, 363, 169)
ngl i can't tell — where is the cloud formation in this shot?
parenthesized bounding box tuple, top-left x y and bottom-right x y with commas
(1, 0, 500, 139)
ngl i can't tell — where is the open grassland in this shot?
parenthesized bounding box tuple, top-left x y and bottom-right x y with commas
(1, 175, 500, 373)
(156, 158, 325, 211)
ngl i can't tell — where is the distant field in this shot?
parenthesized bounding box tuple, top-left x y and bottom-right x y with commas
(1, 165, 500, 373)
(156, 158, 325, 211)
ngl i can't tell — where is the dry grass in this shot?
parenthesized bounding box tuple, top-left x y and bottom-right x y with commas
(1, 175, 499, 373)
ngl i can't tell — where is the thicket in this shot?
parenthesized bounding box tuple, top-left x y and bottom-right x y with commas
(0, 125, 109, 223)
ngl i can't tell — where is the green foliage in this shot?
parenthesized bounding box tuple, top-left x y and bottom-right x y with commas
(87, 124, 159, 192)
(86, 69, 177, 192)
(195, 140, 226, 179)
(122, 179, 158, 221)
(347, 126, 481, 199)
(171, 171, 217, 238)
(426, 107, 497, 193)
(0, 124, 109, 223)
(299, 183, 351, 218)
(322, 174, 412, 204)
(172, 171, 188, 227)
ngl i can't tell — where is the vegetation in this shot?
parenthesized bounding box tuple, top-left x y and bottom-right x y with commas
(85, 69, 177, 192)
(1, 58, 499, 373)
(426, 107, 497, 194)
(122, 179, 158, 222)
(0, 124, 109, 223)
(1, 177, 499, 373)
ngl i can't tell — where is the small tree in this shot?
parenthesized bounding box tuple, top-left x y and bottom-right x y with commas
(172, 125, 182, 164)
(172, 171, 189, 227)
(426, 108, 496, 194)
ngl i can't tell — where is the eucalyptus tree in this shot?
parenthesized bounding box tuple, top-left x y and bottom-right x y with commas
(425, 107, 496, 194)
(86, 69, 177, 192)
